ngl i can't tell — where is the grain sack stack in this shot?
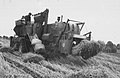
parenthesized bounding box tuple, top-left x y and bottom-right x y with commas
(31, 37, 45, 54)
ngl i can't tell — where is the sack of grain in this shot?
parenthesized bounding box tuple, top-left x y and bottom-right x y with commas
(31, 38, 42, 45)
(34, 43, 45, 51)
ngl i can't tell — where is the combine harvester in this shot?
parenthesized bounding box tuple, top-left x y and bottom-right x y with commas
(10, 9, 99, 60)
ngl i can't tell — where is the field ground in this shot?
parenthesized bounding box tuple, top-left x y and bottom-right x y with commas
(0, 38, 120, 78)
(107, 50, 120, 58)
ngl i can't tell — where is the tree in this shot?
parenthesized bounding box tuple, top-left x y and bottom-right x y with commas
(103, 41, 117, 53)
(117, 44, 120, 50)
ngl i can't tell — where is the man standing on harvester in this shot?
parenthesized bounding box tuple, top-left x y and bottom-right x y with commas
(22, 12, 32, 25)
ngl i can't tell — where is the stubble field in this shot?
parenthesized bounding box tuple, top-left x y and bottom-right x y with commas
(0, 38, 120, 78)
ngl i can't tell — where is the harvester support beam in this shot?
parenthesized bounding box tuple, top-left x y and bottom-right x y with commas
(79, 23, 85, 32)
(83, 31, 92, 40)
(67, 19, 85, 33)
(43, 9, 49, 34)
(55, 19, 69, 47)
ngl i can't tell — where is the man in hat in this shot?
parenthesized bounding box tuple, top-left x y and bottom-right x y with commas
(22, 13, 32, 25)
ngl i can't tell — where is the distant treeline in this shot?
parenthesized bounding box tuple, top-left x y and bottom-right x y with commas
(98, 40, 120, 53)
(0, 35, 10, 39)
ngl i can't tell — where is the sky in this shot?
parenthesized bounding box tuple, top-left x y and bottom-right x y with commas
(0, 0, 120, 44)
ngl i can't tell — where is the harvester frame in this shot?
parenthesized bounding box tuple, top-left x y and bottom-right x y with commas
(10, 9, 92, 59)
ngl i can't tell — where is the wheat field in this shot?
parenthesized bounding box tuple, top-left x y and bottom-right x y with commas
(0, 38, 120, 78)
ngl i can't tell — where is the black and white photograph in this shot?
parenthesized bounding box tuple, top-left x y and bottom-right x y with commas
(0, 0, 120, 78)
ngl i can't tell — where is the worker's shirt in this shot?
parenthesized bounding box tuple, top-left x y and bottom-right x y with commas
(25, 15, 31, 22)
